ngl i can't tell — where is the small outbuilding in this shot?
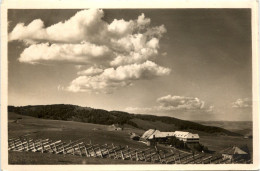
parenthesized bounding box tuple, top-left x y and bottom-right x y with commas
(107, 124, 123, 131)
(130, 134, 140, 141)
(221, 146, 250, 162)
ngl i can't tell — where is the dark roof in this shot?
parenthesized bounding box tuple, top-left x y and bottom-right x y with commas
(130, 134, 140, 139)
(221, 146, 248, 155)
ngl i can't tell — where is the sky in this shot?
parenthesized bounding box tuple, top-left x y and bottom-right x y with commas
(8, 9, 252, 121)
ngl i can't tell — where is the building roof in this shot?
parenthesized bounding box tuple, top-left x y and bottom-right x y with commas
(222, 146, 248, 155)
(141, 129, 160, 140)
(187, 133, 199, 139)
(130, 134, 140, 139)
(174, 131, 199, 139)
(174, 131, 189, 138)
(141, 129, 199, 140)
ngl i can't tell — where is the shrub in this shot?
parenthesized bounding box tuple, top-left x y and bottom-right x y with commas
(168, 137, 189, 150)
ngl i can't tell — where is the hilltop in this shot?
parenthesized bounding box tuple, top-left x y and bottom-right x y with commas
(8, 104, 240, 136)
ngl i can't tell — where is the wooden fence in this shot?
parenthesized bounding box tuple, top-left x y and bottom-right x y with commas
(8, 136, 250, 164)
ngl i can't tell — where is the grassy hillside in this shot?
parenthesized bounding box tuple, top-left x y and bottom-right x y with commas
(8, 112, 150, 164)
(8, 105, 240, 136)
(8, 112, 252, 164)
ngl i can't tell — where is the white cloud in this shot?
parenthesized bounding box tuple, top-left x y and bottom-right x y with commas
(67, 61, 170, 93)
(75, 65, 84, 69)
(125, 106, 155, 113)
(126, 95, 213, 114)
(10, 9, 169, 93)
(110, 48, 157, 67)
(9, 9, 107, 44)
(162, 52, 168, 56)
(206, 105, 214, 112)
(77, 67, 104, 76)
(108, 19, 134, 38)
(10, 9, 166, 66)
(232, 98, 252, 108)
(137, 13, 151, 29)
(157, 95, 205, 110)
(19, 42, 112, 64)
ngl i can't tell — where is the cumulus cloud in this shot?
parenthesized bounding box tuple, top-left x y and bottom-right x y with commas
(161, 52, 167, 56)
(206, 105, 214, 112)
(10, 9, 166, 66)
(9, 9, 107, 43)
(126, 95, 213, 114)
(77, 67, 104, 76)
(108, 19, 135, 38)
(9, 9, 169, 93)
(67, 61, 170, 93)
(157, 95, 205, 110)
(19, 42, 112, 64)
(232, 98, 252, 108)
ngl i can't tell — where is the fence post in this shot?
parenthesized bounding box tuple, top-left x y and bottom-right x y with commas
(78, 144, 82, 157)
(12, 141, 16, 150)
(19, 138, 25, 151)
(49, 143, 53, 153)
(142, 151, 146, 162)
(121, 150, 125, 160)
(136, 151, 139, 161)
(62, 144, 66, 154)
(99, 147, 103, 158)
(104, 146, 110, 158)
(157, 152, 162, 163)
(127, 149, 131, 160)
(84, 145, 89, 157)
(33, 141, 36, 152)
(26, 139, 29, 151)
(72, 145, 75, 155)
(114, 149, 118, 159)
(130, 150, 133, 160)
(92, 147, 97, 157)
(40, 140, 44, 153)
(53, 142, 57, 153)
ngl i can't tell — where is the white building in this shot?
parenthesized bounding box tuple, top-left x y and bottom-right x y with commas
(141, 129, 199, 143)
(173, 131, 200, 143)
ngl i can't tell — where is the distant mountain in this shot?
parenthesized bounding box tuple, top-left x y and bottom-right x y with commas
(196, 120, 252, 136)
(8, 104, 241, 136)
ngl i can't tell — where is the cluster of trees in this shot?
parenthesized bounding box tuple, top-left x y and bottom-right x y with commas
(8, 104, 239, 136)
(8, 105, 138, 128)
(167, 137, 189, 150)
(167, 137, 209, 152)
(188, 143, 209, 152)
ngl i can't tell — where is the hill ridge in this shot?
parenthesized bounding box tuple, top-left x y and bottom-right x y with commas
(8, 104, 240, 136)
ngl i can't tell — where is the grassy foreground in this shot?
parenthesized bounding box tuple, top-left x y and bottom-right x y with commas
(9, 151, 148, 164)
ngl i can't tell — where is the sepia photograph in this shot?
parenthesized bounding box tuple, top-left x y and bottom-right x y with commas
(1, 0, 259, 170)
